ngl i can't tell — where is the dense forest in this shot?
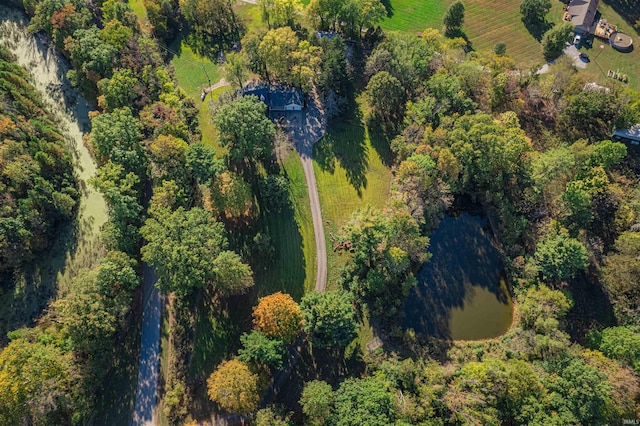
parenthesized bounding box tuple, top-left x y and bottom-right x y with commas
(0, 44, 77, 280)
(0, 0, 639, 424)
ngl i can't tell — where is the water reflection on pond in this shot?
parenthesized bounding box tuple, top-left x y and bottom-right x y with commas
(403, 213, 513, 340)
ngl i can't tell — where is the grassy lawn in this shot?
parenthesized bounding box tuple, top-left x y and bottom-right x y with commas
(234, 1, 268, 33)
(256, 150, 317, 300)
(577, 2, 640, 90)
(380, 0, 449, 33)
(463, 0, 564, 66)
(168, 34, 224, 98)
(313, 111, 393, 289)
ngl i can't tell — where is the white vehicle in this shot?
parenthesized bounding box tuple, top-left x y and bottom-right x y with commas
(573, 34, 582, 46)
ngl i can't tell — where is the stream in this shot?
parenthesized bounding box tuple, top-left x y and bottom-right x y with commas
(0, 7, 109, 328)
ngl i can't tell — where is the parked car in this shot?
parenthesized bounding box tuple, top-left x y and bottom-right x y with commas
(573, 34, 582, 46)
(579, 52, 590, 62)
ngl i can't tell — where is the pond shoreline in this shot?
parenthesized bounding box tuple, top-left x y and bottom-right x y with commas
(403, 198, 515, 341)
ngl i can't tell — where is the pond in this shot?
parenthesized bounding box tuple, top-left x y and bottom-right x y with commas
(403, 212, 513, 340)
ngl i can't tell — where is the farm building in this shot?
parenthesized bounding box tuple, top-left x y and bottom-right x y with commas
(566, 0, 600, 34)
(242, 84, 305, 112)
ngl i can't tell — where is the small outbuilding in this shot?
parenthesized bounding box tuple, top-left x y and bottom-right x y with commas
(613, 124, 640, 145)
(567, 0, 600, 34)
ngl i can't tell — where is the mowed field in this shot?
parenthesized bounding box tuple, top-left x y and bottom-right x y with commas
(313, 116, 393, 289)
(463, 0, 564, 66)
(578, 2, 640, 90)
(380, 0, 449, 33)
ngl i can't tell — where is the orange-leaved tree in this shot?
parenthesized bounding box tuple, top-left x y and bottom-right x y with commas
(253, 292, 303, 343)
(207, 359, 259, 414)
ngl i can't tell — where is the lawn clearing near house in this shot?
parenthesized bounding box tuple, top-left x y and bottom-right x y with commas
(234, 1, 268, 33)
(463, 0, 564, 66)
(313, 114, 393, 289)
(380, 0, 449, 33)
(577, 2, 640, 90)
(256, 150, 317, 300)
(168, 34, 224, 98)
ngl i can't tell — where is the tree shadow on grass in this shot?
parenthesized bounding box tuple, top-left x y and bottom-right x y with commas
(314, 121, 369, 196)
(272, 343, 366, 423)
(380, 0, 394, 18)
(188, 292, 251, 419)
(523, 20, 554, 42)
(602, 0, 640, 33)
(254, 194, 307, 302)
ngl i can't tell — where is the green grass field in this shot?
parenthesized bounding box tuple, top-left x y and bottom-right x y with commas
(463, 0, 564, 66)
(577, 2, 640, 90)
(381, 0, 638, 88)
(313, 113, 393, 289)
(256, 150, 317, 300)
(380, 0, 449, 33)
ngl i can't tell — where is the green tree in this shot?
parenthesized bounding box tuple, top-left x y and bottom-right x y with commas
(0, 333, 76, 425)
(366, 71, 405, 120)
(300, 291, 357, 348)
(207, 359, 260, 415)
(300, 380, 334, 426)
(259, 174, 290, 212)
(100, 19, 134, 49)
(541, 21, 573, 59)
(65, 26, 117, 83)
(186, 142, 225, 185)
(588, 139, 627, 171)
(214, 95, 276, 164)
(338, 206, 429, 317)
(332, 376, 395, 426)
(534, 232, 588, 281)
(596, 326, 640, 372)
(544, 358, 612, 425)
(212, 250, 254, 295)
(443, 0, 465, 37)
(97, 68, 138, 111)
(179, 0, 240, 55)
(520, 0, 551, 27)
(316, 35, 350, 98)
(141, 207, 245, 299)
(601, 232, 640, 325)
(354, 0, 386, 35)
(238, 330, 285, 369)
(493, 41, 507, 56)
(225, 52, 248, 88)
(272, 0, 303, 27)
(89, 107, 145, 175)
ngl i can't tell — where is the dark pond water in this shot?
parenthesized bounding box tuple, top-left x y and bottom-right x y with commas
(403, 213, 513, 340)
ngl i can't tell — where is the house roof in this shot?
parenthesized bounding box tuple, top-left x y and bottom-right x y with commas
(613, 125, 640, 142)
(242, 84, 304, 108)
(568, 0, 599, 30)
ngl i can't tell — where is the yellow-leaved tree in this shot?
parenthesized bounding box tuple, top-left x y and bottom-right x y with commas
(253, 291, 303, 343)
(207, 359, 260, 414)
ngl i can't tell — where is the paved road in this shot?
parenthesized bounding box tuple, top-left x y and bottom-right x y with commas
(133, 184, 162, 426)
(132, 263, 161, 425)
(287, 95, 328, 292)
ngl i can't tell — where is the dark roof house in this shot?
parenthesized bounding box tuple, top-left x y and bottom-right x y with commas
(242, 84, 304, 111)
(567, 0, 600, 33)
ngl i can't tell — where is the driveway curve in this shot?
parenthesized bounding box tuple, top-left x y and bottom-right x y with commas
(287, 95, 327, 292)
